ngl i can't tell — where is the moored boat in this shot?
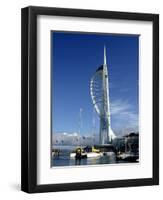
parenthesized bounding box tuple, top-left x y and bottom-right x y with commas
(70, 146, 102, 159)
(116, 152, 139, 162)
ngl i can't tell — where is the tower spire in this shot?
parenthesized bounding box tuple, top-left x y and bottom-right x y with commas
(104, 45, 107, 65)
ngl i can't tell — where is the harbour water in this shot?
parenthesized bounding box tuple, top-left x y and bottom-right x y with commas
(52, 145, 137, 167)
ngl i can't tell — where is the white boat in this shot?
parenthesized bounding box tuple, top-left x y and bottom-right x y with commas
(116, 152, 138, 162)
(70, 153, 76, 158)
(87, 152, 102, 158)
(70, 152, 87, 158)
(70, 146, 102, 159)
(70, 152, 101, 158)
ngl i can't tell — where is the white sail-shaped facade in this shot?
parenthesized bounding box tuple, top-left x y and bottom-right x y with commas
(90, 46, 116, 144)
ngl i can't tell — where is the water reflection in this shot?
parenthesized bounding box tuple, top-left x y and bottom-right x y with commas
(52, 146, 134, 167)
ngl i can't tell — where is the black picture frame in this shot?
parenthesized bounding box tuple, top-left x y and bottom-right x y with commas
(21, 6, 159, 193)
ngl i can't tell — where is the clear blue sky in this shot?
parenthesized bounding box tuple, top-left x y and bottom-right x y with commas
(52, 31, 139, 136)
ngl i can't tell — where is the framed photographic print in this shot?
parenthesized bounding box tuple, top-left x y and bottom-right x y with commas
(21, 6, 159, 193)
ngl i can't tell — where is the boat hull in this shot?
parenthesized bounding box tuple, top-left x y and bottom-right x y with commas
(70, 152, 102, 158)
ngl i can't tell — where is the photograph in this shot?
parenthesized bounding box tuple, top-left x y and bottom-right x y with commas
(21, 6, 159, 193)
(51, 31, 139, 167)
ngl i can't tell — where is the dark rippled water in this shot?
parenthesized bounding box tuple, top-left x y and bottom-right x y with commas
(52, 145, 135, 167)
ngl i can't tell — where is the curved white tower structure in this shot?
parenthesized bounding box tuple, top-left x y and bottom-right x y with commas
(90, 46, 116, 144)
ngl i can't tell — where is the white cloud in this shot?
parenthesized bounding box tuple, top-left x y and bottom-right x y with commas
(52, 132, 99, 146)
(110, 98, 138, 134)
(111, 99, 130, 115)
